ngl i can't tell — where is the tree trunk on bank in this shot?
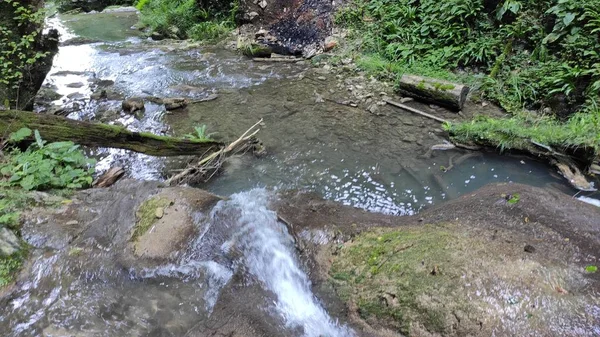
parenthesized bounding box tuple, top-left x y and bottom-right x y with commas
(0, 0, 59, 111)
(0, 110, 223, 156)
(396, 75, 470, 111)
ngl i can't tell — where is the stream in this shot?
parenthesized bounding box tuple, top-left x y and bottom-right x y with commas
(2, 7, 599, 337)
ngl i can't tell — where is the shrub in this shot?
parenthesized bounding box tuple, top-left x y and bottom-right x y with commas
(0, 128, 96, 191)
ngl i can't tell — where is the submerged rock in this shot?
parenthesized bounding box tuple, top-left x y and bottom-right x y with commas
(122, 97, 145, 113)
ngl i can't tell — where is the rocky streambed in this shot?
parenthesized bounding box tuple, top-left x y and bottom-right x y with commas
(1, 5, 600, 337)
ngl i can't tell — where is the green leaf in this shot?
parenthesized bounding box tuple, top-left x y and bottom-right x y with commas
(563, 13, 576, 26)
(8, 127, 31, 142)
(507, 194, 520, 204)
(585, 265, 598, 273)
(34, 130, 44, 148)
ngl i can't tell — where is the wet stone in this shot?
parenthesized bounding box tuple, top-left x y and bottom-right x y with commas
(0, 227, 21, 257)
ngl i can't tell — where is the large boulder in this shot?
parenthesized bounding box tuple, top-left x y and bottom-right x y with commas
(276, 183, 600, 337)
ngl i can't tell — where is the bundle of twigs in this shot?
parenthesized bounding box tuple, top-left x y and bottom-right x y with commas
(166, 119, 264, 186)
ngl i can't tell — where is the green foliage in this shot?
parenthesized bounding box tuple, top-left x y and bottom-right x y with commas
(507, 193, 521, 204)
(0, 0, 48, 96)
(445, 106, 600, 153)
(0, 129, 96, 191)
(188, 21, 231, 41)
(338, 0, 600, 154)
(183, 125, 216, 141)
(338, 0, 600, 107)
(585, 265, 598, 273)
(0, 251, 25, 288)
(139, 0, 235, 40)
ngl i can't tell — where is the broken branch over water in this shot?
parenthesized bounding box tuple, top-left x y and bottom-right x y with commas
(166, 119, 264, 186)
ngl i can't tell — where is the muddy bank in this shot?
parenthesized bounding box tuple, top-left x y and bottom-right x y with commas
(277, 183, 600, 336)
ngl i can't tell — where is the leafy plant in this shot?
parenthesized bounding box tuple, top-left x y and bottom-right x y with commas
(139, 0, 235, 40)
(585, 265, 598, 273)
(0, 129, 96, 191)
(183, 125, 216, 141)
(0, 0, 49, 103)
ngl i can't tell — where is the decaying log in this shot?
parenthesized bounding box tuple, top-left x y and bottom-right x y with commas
(396, 75, 470, 111)
(166, 119, 264, 186)
(93, 167, 125, 188)
(385, 99, 448, 123)
(0, 110, 222, 156)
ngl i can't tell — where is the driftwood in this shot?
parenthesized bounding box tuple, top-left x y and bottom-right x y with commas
(0, 110, 222, 156)
(93, 166, 125, 188)
(397, 75, 470, 111)
(166, 119, 264, 186)
(385, 99, 448, 123)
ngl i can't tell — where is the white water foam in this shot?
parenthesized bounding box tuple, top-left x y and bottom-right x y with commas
(211, 189, 354, 337)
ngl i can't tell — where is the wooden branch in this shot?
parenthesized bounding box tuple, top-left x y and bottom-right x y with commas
(0, 110, 223, 156)
(166, 119, 263, 186)
(384, 99, 448, 123)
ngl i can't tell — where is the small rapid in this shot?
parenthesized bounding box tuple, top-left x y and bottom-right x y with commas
(209, 189, 353, 337)
(144, 188, 354, 336)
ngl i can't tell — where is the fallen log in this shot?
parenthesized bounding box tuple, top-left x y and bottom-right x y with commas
(396, 75, 470, 111)
(0, 110, 222, 156)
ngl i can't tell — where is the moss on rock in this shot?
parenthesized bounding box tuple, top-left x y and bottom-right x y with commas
(329, 223, 600, 336)
(132, 196, 173, 240)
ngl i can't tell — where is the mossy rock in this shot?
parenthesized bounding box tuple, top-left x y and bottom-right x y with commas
(329, 223, 599, 336)
(130, 188, 221, 262)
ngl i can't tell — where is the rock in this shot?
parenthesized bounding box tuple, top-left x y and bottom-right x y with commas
(400, 97, 414, 103)
(258, 0, 267, 9)
(163, 97, 188, 110)
(122, 97, 145, 114)
(0, 227, 20, 257)
(244, 11, 259, 22)
(367, 104, 380, 115)
(131, 187, 221, 262)
(323, 37, 338, 52)
(66, 220, 79, 226)
(150, 31, 164, 41)
(36, 87, 63, 102)
(314, 91, 324, 103)
(66, 82, 85, 88)
(155, 207, 164, 219)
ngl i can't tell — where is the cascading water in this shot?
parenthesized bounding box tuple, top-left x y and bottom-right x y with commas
(136, 188, 353, 336)
(208, 189, 354, 337)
